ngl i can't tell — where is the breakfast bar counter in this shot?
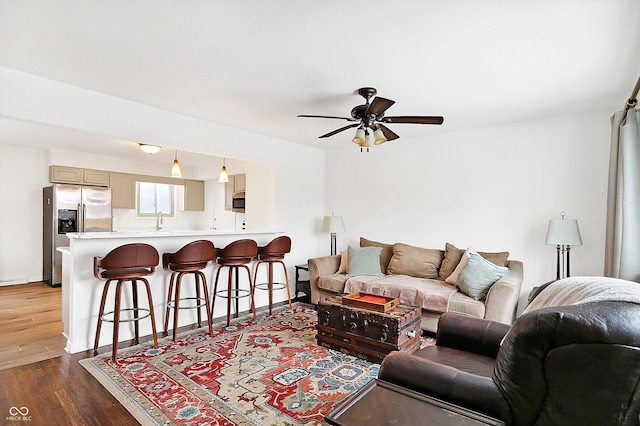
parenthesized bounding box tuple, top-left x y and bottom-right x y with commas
(62, 230, 283, 354)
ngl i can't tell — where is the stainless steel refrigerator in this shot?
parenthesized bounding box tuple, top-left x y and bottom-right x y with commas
(43, 184, 112, 287)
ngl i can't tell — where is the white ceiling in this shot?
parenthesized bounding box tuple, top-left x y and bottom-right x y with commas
(1, 0, 639, 166)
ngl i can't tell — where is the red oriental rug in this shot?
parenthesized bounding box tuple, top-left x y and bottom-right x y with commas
(81, 303, 431, 425)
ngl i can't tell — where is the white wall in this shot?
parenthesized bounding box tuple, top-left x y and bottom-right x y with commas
(325, 110, 612, 312)
(0, 144, 50, 284)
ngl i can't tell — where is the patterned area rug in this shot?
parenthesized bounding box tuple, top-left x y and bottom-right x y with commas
(82, 303, 425, 425)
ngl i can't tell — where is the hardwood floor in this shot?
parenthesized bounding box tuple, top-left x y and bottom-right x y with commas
(0, 282, 137, 425)
(0, 281, 289, 425)
(0, 281, 66, 370)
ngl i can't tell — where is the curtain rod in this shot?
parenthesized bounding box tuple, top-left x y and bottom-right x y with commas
(625, 75, 640, 110)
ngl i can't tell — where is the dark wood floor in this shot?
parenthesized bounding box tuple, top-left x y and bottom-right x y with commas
(0, 282, 139, 425)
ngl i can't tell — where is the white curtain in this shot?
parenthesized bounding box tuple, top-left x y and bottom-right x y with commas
(604, 107, 640, 282)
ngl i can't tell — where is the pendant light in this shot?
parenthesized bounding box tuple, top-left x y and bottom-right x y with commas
(219, 158, 229, 183)
(170, 149, 182, 177)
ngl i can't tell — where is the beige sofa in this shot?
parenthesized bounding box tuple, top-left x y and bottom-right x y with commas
(308, 238, 524, 333)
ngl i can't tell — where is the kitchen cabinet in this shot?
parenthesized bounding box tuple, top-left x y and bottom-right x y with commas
(184, 179, 205, 211)
(233, 173, 246, 193)
(49, 165, 109, 186)
(110, 173, 136, 209)
(225, 174, 246, 210)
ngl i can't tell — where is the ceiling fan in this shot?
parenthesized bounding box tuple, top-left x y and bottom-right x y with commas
(298, 87, 444, 151)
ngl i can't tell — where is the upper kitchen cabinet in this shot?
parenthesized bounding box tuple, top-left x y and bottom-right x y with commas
(110, 173, 136, 209)
(49, 165, 110, 186)
(225, 173, 246, 210)
(233, 173, 246, 193)
(184, 179, 205, 211)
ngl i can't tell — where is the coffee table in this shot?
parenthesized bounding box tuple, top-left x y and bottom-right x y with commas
(325, 379, 505, 426)
(316, 296, 421, 363)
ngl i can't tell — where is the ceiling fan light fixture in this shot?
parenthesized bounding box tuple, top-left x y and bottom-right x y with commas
(352, 127, 366, 145)
(170, 149, 182, 177)
(372, 127, 387, 145)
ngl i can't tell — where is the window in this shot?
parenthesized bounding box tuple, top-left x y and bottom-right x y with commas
(137, 182, 174, 217)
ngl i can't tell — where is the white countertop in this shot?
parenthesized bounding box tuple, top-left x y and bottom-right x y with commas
(66, 229, 281, 239)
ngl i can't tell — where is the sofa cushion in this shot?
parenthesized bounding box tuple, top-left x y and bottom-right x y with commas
(347, 246, 383, 276)
(445, 246, 476, 285)
(440, 242, 510, 280)
(456, 253, 509, 301)
(447, 292, 486, 318)
(360, 237, 394, 274)
(338, 250, 348, 273)
(317, 273, 350, 294)
(387, 243, 443, 279)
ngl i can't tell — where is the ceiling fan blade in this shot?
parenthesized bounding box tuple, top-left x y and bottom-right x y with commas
(297, 114, 357, 121)
(381, 116, 444, 125)
(366, 97, 395, 117)
(319, 123, 360, 138)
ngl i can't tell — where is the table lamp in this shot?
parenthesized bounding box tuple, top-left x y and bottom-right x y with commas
(322, 215, 346, 256)
(545, 212, 583, 280)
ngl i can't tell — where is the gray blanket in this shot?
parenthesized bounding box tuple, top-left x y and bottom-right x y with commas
(344, 274, 458, 313)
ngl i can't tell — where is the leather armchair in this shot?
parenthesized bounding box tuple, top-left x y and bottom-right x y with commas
(378, 301, 640, 425)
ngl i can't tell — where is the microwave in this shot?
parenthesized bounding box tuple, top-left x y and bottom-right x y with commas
(232, 195, 245, 212)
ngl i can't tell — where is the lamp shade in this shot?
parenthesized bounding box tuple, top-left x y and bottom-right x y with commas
(373, 127, 387, 145)
(170, 149, 182, 177)
(219, 163, 229, 183)
(352, 128, 366, 146)
(321, 215, 346, 233)
(546, 219, 583, 246)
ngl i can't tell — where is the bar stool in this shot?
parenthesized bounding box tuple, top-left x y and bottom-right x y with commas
(93, 243, 159, 360)
(253, 236, 292, 315)
(163, 240, 215, 341)
(211, 239, 258, 326)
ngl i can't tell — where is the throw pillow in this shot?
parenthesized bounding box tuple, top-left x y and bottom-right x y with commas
(440, 242, 510, 280)
(347, 246, 383, 276)
(445, 246, 477, 284)
(338, 250, 348, 274)
(457, 252, 509, 301)
(386, 243, 443, 279)
(360, 237, 394, 274)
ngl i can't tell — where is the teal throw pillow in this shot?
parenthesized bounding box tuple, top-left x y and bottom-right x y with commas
(457, 252, 509, 301)
(347, 246, 383, 277)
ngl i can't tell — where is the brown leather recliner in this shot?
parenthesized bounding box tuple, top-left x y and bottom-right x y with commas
(378, 300, 640, 425)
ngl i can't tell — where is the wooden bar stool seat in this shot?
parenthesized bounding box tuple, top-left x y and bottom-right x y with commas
(253, 236, 292, 315)
(211, 239, 258, 326)
(163, 240, 215, 341)
(93, 243, 159, 360)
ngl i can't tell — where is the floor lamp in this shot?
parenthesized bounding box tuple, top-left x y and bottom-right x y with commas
(545, 212, 583, 280)
(321, 215, 346, 256)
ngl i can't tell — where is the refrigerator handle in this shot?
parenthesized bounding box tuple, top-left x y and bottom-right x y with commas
(78, 203, 86, 233)
(82, 203, 87, 232)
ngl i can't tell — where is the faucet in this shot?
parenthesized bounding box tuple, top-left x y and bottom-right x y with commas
(156, 212, 163, 230)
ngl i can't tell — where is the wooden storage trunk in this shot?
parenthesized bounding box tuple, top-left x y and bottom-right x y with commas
(316, 296, 422, 363)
